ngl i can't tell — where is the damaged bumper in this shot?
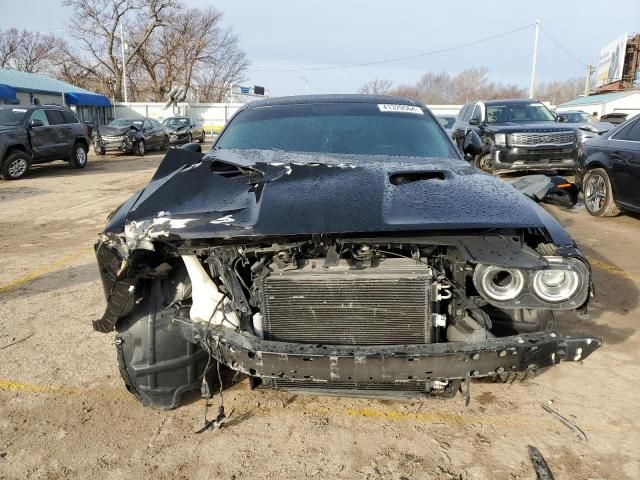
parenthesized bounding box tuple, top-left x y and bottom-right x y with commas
(196, 325, 601, 384)
(491, 146, 577, 171)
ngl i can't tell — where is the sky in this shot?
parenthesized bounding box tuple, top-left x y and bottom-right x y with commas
(2, 0, 639, 97)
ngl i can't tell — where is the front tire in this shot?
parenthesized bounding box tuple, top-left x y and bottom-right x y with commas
(69, 143, 88, 169)
(1, 151, 30, 180)
(187, 132, 193, 144)
(135, 139, 145, 157)
(473, 153, 492, 172)
(583, 168, 620, 217)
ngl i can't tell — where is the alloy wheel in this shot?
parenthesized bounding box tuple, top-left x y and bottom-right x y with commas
(76, 147, 87, 166)
(8, 158, 28, 178)
(584, 173, 606, 213)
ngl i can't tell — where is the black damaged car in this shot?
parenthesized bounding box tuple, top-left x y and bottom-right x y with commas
(162, 116, 206, 145)
(94, 95, 600, 409)
(94, 117, 169, 156)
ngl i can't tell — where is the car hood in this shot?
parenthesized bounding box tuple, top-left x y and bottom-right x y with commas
(114, 148, 571, 245)
(164, 125, 189, 134)
(485, 122, 576, 133)
(99, 125, 135, 136)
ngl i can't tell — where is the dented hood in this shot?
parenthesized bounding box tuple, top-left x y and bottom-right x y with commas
(116, 148, 571, 244)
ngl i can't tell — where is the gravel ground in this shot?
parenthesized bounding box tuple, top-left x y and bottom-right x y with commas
(0, 148, 638, 480)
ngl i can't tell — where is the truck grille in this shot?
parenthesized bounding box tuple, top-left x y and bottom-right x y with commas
(262, 258, 432, 345)
(511, 131, 576, 146)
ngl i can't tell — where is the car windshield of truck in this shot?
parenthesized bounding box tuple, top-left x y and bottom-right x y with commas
(486, 103, 556, 123)
(0, 108, 28, 126)
(109, 118, 144, 129)
(163, 118, 189, 127)
(560, 112, 593, 124)
(216, 103, 459, 158)
(437, 116, 456, 128)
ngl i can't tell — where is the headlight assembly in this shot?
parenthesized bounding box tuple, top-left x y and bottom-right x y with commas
(473, 257, 589, 309)
(494, 133, 507, 147)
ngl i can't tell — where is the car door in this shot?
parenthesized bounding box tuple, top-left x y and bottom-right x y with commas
(27, 109, 56, 160)
(452, 105, 470, 150)
(608, 117, 640, 208)
(46, 109, 75, 158)
(143, 119, 157, 147)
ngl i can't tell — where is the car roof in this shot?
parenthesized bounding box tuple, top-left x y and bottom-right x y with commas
(243, 94, 424, 110)
(482, 99, 544, 106)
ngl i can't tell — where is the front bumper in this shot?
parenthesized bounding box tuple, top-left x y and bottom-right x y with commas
(490, 145, 578, 171)
(168, 133, 190, 145)
(195, 324, 601, 384)
(95, 137, 134, 153)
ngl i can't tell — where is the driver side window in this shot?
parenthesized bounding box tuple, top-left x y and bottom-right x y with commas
(144, 119, 153, 130)
(30, 110, 49, 126)
(471, 106, 482, 123)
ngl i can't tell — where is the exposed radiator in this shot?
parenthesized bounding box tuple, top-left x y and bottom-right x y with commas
(262, 258, 432, 345)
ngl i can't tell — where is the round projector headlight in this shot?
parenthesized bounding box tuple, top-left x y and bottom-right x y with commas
(533, 269, 580, 302)
(476, 265, 525, 301)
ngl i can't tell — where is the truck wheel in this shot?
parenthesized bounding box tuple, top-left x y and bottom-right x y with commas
(69, 143, 88, 169)
(1, 151, 31, 180)
(94, 143, 105, 155)
(583, 168, 620, 217)
(473, 153, 492, 172)
(115, 279, 209, 409)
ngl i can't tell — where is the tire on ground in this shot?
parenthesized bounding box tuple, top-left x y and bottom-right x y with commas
(583, 167, 620, 217)
(1, 150, 31, 180)
(69, 142, 88, 169)
(115, 278, 208, 409)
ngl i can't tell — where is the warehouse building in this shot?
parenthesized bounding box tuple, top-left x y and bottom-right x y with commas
(556, 90, 640, 118)
(0, 69, 113, 131)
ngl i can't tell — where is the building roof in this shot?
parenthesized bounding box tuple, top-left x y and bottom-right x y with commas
(558, 90, 640, 107)
(0, 69, 111, 107)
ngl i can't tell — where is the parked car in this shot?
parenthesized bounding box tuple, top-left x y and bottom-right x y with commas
(556, 110, 614, 142)
(600, 113, 629, 125)
(436, 114, 456, 137)
(93, 95, 599, 410)
(94, 118, 168, 156)
(576, 114, 640, 217)
(452, 99, 579, 172)
(0, 104, 89, 180)
(161, 116, 205, 145)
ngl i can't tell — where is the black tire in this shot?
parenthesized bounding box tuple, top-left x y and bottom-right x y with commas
(94, 143, 105, 155)
(69, 142, 88, 169)
(162, 136, 170, 151)
(583, 168, 620, 217)
(115, 279, 209, 409)
(1, 150, 30, 180)
(200, 131, 205, 143)
(135, 139, 145, 157)
(187, 132, 193, 144)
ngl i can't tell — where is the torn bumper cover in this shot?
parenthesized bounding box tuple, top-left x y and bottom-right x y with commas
(195, 325, 600, 383)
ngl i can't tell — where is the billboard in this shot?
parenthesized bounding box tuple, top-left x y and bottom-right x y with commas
(595, 34, 628, 88)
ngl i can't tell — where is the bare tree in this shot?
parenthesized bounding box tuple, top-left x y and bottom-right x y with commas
(0, 28, 64, 74)
(535, 78, 584, 105)
(357, 79, 393, 95)
(60, 0, 178, 101)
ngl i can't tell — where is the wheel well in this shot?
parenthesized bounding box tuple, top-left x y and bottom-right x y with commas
(75, 138, 89, 151)
(2, 145, 30, 165)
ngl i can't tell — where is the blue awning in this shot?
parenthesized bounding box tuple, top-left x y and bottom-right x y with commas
(64, 91, 111, 107)
(0, 83, 17, 101)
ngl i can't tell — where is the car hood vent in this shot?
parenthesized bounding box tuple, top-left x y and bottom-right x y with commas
(390, 171, 446, 185)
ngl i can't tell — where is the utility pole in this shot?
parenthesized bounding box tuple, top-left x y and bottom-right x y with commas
(529, 19, 540, 99)
(301, 76, 309, 95)
(120, 23, 128, 103)
(584, 60, 594, 96)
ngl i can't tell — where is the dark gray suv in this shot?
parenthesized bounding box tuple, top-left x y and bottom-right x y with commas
(0, 105, 90, 180)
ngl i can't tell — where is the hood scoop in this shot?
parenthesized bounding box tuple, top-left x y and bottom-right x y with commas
(390, 171, 446, 185)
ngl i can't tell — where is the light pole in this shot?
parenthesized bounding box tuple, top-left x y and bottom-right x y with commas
(528, 19, 540, 99)
(301, 76, 309, 95)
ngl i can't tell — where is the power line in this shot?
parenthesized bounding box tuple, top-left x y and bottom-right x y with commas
(539, 25, 588, 67)
(251, 24, 535, 73)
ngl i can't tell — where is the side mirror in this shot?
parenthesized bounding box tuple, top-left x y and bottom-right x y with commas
(468, 118, 480, 126)
(29, 119, 44, 128)
(463, 130, 483, 157)
(180, 142, 202, 153)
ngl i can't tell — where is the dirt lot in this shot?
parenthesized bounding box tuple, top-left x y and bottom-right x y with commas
(0, 148, 639, 480)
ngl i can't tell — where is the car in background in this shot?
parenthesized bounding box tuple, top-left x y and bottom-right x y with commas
(600, 113, 629, 125)
(94, 118, 168, 156)
(451, 99, 579, 173)
(556, 110, 614, 142)
(436, 115, 456, 137)
(576, 114, 640, 217)
(93, 94, 599, 410)
(161, 116, 205, 145)
(0, 104, 89, 180)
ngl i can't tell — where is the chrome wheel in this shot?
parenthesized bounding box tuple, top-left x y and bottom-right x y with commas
(137, 141, 145, 156)
(8, 158, 28, 178)
(76, 147, 87, 166)
(584, 173, 606, 213)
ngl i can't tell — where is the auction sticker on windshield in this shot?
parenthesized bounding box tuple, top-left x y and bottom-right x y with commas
(378, 104, 424, 115)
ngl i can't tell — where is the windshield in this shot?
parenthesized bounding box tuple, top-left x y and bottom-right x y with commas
(559, 112, 594, 124)
(163, 117, 189, 127)
(0, 108, 28, 126)
(486, 102, 556, 123)
(437, 116, 455, 128)
(109, 118, 144, 129)
(216, 103, 458, 159)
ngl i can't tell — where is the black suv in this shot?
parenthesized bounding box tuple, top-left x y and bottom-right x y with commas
(0, 105, 89, 180)
(451, 99, 579, 172)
